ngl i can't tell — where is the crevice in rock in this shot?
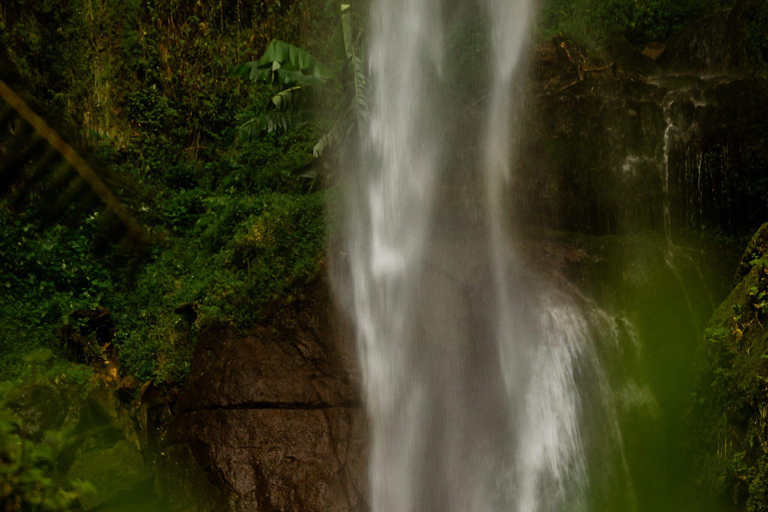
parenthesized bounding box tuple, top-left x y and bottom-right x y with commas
(177, 401, 363, 414)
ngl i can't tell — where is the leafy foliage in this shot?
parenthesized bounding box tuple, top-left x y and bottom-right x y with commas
(0, 207, 112, 381)
(230, 3, 369, 163)
(114, 190, 326, 382)
(0, 81, 152, 260)
(228, 40, 334, 141)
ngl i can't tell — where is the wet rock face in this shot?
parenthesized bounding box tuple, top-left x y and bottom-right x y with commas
(522, 79, 666, 235)
(164, 284, 368, 512)
(518, 71, 768, 238)
(169, 407, 367, 512)
(657, 8, 747, 73)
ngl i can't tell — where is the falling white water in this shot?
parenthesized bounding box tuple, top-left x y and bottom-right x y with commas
(338, 1, 619, 511)
(662, 100, 677, 246)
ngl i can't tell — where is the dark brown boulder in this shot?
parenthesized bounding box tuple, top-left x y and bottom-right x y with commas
(163, 283, 368, 512)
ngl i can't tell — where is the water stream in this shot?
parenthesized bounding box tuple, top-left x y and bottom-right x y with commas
(340, 1, 620, 510)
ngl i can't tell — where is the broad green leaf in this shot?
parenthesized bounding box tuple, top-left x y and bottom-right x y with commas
(229, 41, 335, 84)
(341, 5, 369, 134)
(258, 40, 335, 78)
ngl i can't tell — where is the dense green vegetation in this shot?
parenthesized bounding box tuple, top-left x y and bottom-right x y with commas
(0, 0, 342, 385)
(540, 0, 728, 47)
(540, 0, 768, 69)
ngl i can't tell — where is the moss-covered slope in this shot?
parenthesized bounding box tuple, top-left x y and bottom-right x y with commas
(700, 222, 768, 511)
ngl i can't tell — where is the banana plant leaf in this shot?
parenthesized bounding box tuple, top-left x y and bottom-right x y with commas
(228, 41, 335, 86)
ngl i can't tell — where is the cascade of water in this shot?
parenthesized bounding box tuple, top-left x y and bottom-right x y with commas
(483, 3, 592, 511)
(696, 151, 704, 227)
(662, 103, 675, 245)
(339, 1, 623, 511)
(346, 2, 445, 509)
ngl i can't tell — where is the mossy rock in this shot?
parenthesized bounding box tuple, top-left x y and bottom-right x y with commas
(699, 234, 768, 510)
(735, 222, 768, 285)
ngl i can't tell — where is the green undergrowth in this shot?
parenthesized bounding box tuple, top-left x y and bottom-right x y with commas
(0, 361, 164, 512)
(0, 173, 327, 385)
(114, 189, 327, 383)
(0, 405, 95, 512)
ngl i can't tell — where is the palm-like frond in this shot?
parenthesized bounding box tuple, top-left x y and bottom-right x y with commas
(234, 111, 313, 141)
(314, 103, 356, 157)
(230, 6, 369, 163)
(341, 4, 369, 132)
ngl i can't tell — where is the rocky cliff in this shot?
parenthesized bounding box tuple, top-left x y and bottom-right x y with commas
(159, 282, 369, 512)
(519, 34, 768, 239)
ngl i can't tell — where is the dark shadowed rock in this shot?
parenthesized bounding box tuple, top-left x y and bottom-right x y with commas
(642, 42, 666, 61)
(606, 37, 658, 75)
(657, 8, 749, 73)
(522, 54, 768, 237)
(163, 282, 368, 512)
(173, 326, 359, 413)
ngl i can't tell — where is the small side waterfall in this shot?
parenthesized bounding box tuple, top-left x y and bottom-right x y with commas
(337, 1, 626, 511)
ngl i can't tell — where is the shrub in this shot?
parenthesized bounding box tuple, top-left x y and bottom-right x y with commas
(112, 190, 326, 383)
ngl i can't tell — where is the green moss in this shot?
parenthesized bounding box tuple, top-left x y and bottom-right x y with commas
(699, 226, 768, 510)
(66, 441, 150, 510)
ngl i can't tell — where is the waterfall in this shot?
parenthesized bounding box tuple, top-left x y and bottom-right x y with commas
(337, 1, 622, 510)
